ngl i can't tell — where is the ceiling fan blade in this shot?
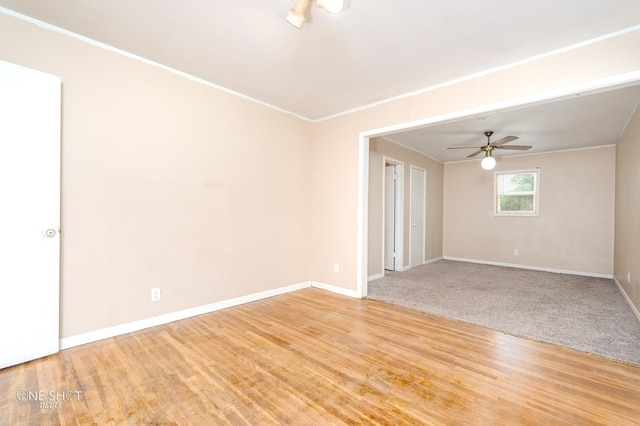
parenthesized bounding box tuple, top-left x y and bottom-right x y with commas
(447, 146, 482, 149)
(466, 150, 484, 158)
(495, 145, 532, 150)
(491, 136, 519, 146)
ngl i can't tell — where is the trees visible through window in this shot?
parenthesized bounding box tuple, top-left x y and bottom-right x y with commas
(495, 170, 539, 216)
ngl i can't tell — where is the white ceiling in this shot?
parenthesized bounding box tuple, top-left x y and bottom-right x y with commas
(387, 86, 640, 163)
(1, 0, 640, 159)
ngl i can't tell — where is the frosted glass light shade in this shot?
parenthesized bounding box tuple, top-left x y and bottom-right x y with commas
(317, 0, 344, 13)
(481, 155, 496, 170)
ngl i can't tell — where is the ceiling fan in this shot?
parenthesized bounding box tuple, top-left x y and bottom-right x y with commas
(447, 131, 532, 170)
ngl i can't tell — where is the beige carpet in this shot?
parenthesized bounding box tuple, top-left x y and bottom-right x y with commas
(368, 260, 640, 365)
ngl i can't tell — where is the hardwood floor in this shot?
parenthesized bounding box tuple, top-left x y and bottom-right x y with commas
(1, 288, 639, 425)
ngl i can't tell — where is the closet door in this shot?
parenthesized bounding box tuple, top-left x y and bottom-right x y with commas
(0, 60, 61, 368)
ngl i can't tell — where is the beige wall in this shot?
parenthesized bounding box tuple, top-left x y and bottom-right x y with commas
(0, 13, 312, 338)
(615, 103, 640, 313)
(368, 138, 443, 277)
(443, 147, 616, 275)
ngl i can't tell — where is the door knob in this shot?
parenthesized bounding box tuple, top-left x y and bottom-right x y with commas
(43, 229, 57, 237)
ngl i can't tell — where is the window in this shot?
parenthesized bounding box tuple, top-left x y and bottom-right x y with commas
(495, 169, 539, 216)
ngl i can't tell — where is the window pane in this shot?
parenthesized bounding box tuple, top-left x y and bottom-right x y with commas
(499, 173, 535, 194)
(495, 169, 539, 215)
(499, 194, 534, 212)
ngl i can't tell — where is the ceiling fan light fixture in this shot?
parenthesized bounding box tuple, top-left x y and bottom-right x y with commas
(447, 130, 527, 168)
(481, 153, 496, 170)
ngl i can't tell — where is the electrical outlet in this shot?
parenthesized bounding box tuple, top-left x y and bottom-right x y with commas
(151, 288, 161, 302)
(513, 249, 519, 256)
(334, 262, 340, 273)
(628, 273, 631, 283)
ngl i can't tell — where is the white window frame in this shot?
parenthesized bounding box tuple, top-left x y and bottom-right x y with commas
(494, 169, 540, 216)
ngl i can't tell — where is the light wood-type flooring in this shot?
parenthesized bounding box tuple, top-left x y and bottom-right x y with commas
(1, 288, 639, 425)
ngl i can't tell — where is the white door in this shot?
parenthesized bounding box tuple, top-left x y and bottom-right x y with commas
(384, 165, 396, 270)
(410, 167, 426, 268)
(0, 60, 61, 368)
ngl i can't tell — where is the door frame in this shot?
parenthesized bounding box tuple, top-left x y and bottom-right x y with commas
(409, 165, 426, 268)
(382, 157, 404, 274)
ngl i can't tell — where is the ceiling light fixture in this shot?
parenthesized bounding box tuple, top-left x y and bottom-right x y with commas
(481, 150, 496, 170)
(286, 0, 344, 29)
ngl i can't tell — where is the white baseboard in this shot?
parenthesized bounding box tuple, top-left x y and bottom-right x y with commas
(368, 273, 384, 282)
(443, 256, 614, 279)
(311, 281, 360, 298)
(399, 257, 444, 272)
(367, 257, 443, 281)
(613, 277, 640, 324)
(59, 281, 312, 350)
